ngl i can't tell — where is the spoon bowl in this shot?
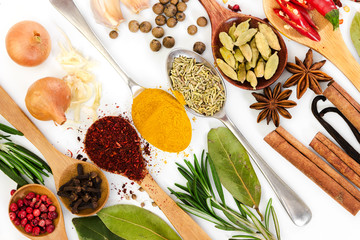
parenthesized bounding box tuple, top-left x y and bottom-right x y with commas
(199, 0, 288, 90)
(57, 162, 109, 216)
(9, 184, 67, 240)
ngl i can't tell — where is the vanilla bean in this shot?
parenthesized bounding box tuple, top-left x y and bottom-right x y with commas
(312, 96, 360, 163)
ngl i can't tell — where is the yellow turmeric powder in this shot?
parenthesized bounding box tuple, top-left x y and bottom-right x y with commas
(132, 88, 192, 153)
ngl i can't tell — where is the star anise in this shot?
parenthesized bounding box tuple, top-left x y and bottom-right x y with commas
(284, 49, 333, 99)
(250, 83, 297, 127)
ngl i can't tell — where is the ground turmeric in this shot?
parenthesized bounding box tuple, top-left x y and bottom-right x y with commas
(132, 88, 192, 153)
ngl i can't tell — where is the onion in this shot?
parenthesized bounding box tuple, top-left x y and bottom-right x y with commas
(6, 21, 51, 67)
(25, 77, 71, 125)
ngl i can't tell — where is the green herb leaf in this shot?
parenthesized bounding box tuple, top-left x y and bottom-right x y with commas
(207, 127, 261, 209)
(97, 205, 181, 240)
(73, 216, 124, 240)
(351, 11, 360, 57)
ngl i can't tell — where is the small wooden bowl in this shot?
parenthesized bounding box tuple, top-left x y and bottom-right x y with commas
(9, 184, 67, 239)
(199, 0, 288, 90)
(57, 162, 109, 217)
(213, 17, 288, 90)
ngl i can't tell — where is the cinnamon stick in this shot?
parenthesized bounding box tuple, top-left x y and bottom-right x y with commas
(264, 126, 360, 215)
(310, 132, 360, 188)
(323, 81, 360, 132)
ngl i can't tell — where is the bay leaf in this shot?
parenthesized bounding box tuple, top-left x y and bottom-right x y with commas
(350, 11, 360, 57)
(207, 127, 261, 209)
(97, 204, 181, 240)
(72, 216, 124, 240)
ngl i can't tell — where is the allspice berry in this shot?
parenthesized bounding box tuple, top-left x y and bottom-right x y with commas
(153, 3, 164, 15)
(152, 27, 165, 38)
(140, 21, 152, 33)
(150, 39, 161, 52)
(170, 0, 178, 4)
(109, 30, 118, 39)
(197, 17, 208, 27)
(155, 15, 166, 26)
(167, 17, 177, 28)
(187, 25, 198, 35)
(177, 2, 187, 12)
(193, 42, 206, 54)
(176, 12, 186, 22)
(160, 0, 169, 4)
(163, 36, 175, 48)
(164, 4, 177, 17)
(128, 20, 140, 32)
(182, 0, 189, 2)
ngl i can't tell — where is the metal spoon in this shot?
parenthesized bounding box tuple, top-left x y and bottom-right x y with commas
(49, 0, 143, 96)
(166, 49, 312, 227)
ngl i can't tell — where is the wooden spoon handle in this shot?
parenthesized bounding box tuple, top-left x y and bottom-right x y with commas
(198, 0, 234, 24)
(140, 174, 211, 240)
(316, 34, 360, 92)
(0, 86, 72, 175)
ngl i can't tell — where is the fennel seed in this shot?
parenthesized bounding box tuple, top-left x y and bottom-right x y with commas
(170, 56, 225, 116)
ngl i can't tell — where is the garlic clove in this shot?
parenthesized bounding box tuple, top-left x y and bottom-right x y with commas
(90, 0, 125, 30)
(120, 0, 150, 14)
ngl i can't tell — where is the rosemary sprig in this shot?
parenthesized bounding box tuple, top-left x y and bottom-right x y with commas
(169, 152, 280, 240)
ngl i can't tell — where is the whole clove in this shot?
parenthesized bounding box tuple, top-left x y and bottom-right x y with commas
(57, 164, 102, 214)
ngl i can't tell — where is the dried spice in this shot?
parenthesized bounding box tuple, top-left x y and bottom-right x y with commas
(250, 83, 297, 127)
(84, 116, 146, 181)
(284, 49, 333, 99)
(57, 164, 102, 214)
(170, 56, 226, 116)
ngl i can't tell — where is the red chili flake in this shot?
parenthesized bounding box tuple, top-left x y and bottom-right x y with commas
(85, 116, 146, 181)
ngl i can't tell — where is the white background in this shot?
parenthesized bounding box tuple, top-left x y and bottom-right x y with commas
(0, 0, 360, 239)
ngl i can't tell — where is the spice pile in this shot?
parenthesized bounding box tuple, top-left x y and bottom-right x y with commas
(216, 19, 281, 89)
(132, 88, 192, 152)
(9, 192, 58, 236)
(128, 0, 208, 53)
(57, 164, 102, 214)
(85, 116, 146, 181)
(170, 56, 226, 116)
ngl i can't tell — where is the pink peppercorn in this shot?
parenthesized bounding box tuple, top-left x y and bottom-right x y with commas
(33, 209, 41, 217)
(10, 189, 16, 196)
(33, 226, 41, 236)
(13, 218, 21, 226)
(25, 224, 33, 233)
(9, 212, 17, 221)
(18, 210, 27, 219)
(21, 218, 28, 227)
(10, 203, 18, 212)
(26, 207, 33, 214)
(25, 192, 35, 200)
(26, 214, 34, 221)
(48, 205, 56, 212)
(46, 225, 55, 233)
(17, 199, 24, 207)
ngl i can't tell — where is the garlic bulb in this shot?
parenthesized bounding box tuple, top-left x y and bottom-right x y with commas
(90, 0, 124, 30)
(120, 0, 150, 14)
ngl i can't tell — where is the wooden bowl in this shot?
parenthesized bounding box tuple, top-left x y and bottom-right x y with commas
(199, 0, 288, 90)
(57, 162, 109, 217)
(213, 17, 288, 90)
(9, 184, 67, 239)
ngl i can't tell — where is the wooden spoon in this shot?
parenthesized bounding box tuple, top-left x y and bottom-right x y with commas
(139, 174, 211, 240)
(9, 184, 67, 240)
(0, 86, 109, 217)
(198, 0, 288, 90)
(263, 0, 360, 91)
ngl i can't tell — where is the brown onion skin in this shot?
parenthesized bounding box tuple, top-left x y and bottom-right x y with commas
(25, 77, 71, 125)
(6, 21, 51, 67)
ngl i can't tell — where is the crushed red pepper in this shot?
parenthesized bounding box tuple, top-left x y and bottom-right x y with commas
(84, 116, 146, 181)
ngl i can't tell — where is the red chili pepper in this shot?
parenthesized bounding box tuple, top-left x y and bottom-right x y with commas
(295, 4, 318, 29)
(290, 0, 314, 10)
(274, 9, 321, 41)
(275, 0, 312, 31)
(307, 0, 339, 29)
